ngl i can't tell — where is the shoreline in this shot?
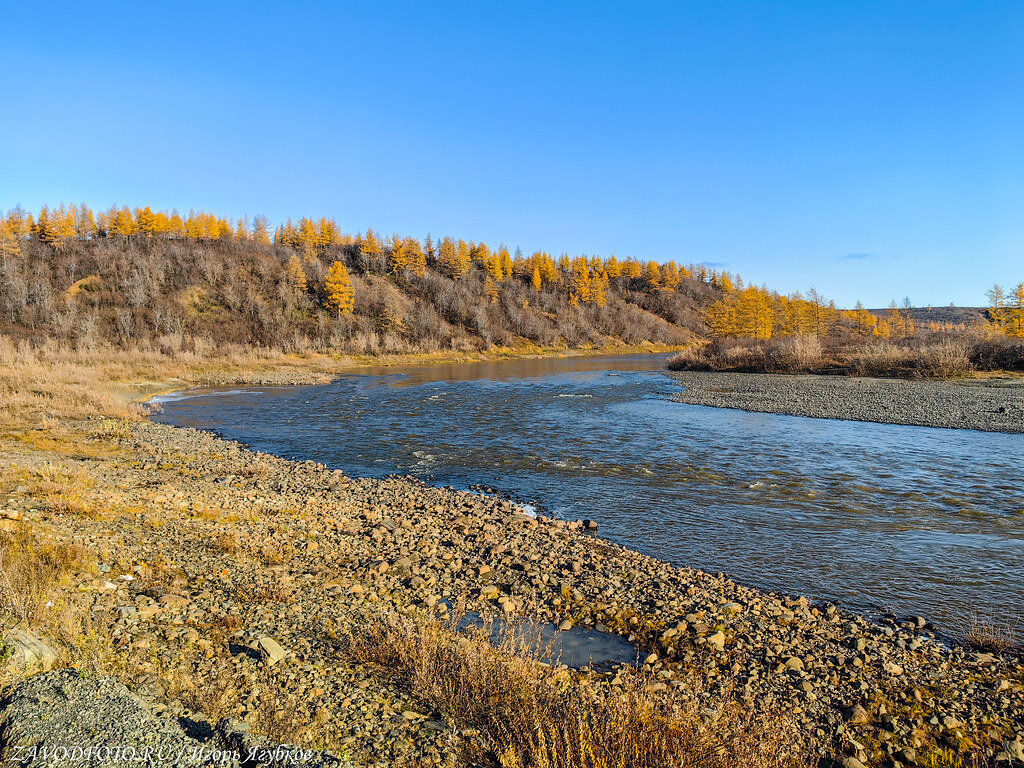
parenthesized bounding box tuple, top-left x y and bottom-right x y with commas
(669, 370, 1024, 433)
(2, 351, 1023, 765)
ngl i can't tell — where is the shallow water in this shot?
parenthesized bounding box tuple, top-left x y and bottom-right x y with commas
(459, 613, 639, 671)
(152, 354, 1024, 632)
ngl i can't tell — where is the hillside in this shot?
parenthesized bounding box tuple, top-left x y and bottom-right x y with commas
(0, 205, 724, 354)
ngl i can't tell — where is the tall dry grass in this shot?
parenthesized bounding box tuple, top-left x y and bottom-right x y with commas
(0, 335, 346, 429)
(958, 614, 1021, 655)
(341, 611, 808, 768)
(848, 340, 974, 378)
(0, 528, 88, 645)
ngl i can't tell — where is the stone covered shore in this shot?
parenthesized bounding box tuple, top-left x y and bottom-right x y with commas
(2, 418, 1023, 767)
(670, 371, 1024, 433)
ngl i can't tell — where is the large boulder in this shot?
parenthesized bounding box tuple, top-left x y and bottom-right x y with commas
(1, 630, 56, 675)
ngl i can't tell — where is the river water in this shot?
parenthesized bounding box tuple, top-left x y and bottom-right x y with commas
(152, 353, 1024, 633)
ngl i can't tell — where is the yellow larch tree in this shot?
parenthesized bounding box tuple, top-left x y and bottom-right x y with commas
(486, 250, 504, 282)
(605, 255, 623, 279)
(388, 234, 409, 273)
(661, 261, 681, 292)
(500, 246, 513, 278)
(485, 277, 499, 303)
(360, 228, 383, 259)
(405, 237, 426, 277)
(287, 253, 308, 292)
(325, 260, 355, 315)
(644, 261, 661, 290)
(1009, 283, 1024, 338)
(590, 269, 608, 306)
(569, 257, 592, 303)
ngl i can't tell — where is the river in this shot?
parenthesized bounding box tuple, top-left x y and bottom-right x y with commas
(151, 353, 1024, 634)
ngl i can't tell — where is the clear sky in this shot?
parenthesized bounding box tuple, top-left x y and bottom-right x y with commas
(1, 1, 1021, 307)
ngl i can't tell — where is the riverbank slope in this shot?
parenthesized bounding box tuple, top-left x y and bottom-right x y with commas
(670, 370, 1024, 433)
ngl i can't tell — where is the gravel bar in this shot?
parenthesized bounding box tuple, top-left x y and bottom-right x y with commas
(669, 371, 1024, 433)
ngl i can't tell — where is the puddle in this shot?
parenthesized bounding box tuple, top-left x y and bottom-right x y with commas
(458, 613, 639, 671)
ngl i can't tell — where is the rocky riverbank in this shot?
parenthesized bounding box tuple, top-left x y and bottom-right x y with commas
(670, 371, 1024, 433)
(0, 413, 1022, 767)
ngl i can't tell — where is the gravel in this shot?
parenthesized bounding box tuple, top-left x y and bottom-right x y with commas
(0, 670, 346, 767)
(670, 371, 1024, 432)
(0, 670, 213, 767)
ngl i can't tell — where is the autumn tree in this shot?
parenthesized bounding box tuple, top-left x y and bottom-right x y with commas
(852, 301, 875, 335)
(661, 261, 681, 292)
(325, 260, 355, 315)
(439, 237, 470, 278)
(569, 257, 591, 303)
(388, 234, 409, 273)
(605, 255, 622, 279)
(485, 277, 499, 303)
(361, 228, 383, 259)
(1009, 283, 1024, 338)
(590, 269, 608, 307)
(644, 261, 661, 291)
(987, 284, 1008, 329)
(486, 250, 504, 282)
(287, 253, 308, 292)
(252, 215, 271, 245)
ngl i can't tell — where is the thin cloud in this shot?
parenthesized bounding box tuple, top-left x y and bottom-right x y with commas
(698, 261, 727, 268)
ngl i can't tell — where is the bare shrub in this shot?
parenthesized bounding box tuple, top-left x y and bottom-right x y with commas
(775, 335, 822, 370)
(848, 342, 903, 377)
(917, 340, 973, 378)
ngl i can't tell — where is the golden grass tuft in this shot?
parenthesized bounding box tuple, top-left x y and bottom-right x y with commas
(341, 611, 808, 768)
(959, 614, 1021, 655)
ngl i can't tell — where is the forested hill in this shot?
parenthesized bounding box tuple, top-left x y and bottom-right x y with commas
(0, 204, 727, 354)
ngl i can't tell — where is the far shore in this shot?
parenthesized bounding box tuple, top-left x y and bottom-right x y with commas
(124, 343, 683, 409)
(669, 370, 1024, 433)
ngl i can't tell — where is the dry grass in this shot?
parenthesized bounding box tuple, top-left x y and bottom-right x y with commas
(0, 336, 348, 430)
(958, 614, 1021, 655)
(340, 611, 808, 768)
(0, 528, 89, 641)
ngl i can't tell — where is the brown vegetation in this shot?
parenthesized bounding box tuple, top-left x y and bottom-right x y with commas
(341, 611, 807, 768)
(959, 615, 1021, 656)
(668, 333, 1020, 379)
(0, 528, 89, 657)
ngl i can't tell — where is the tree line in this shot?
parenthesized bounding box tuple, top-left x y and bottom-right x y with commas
(0, 202, 730, 353)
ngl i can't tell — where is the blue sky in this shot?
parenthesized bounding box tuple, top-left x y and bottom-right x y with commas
(1, 1, 1021, 307)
